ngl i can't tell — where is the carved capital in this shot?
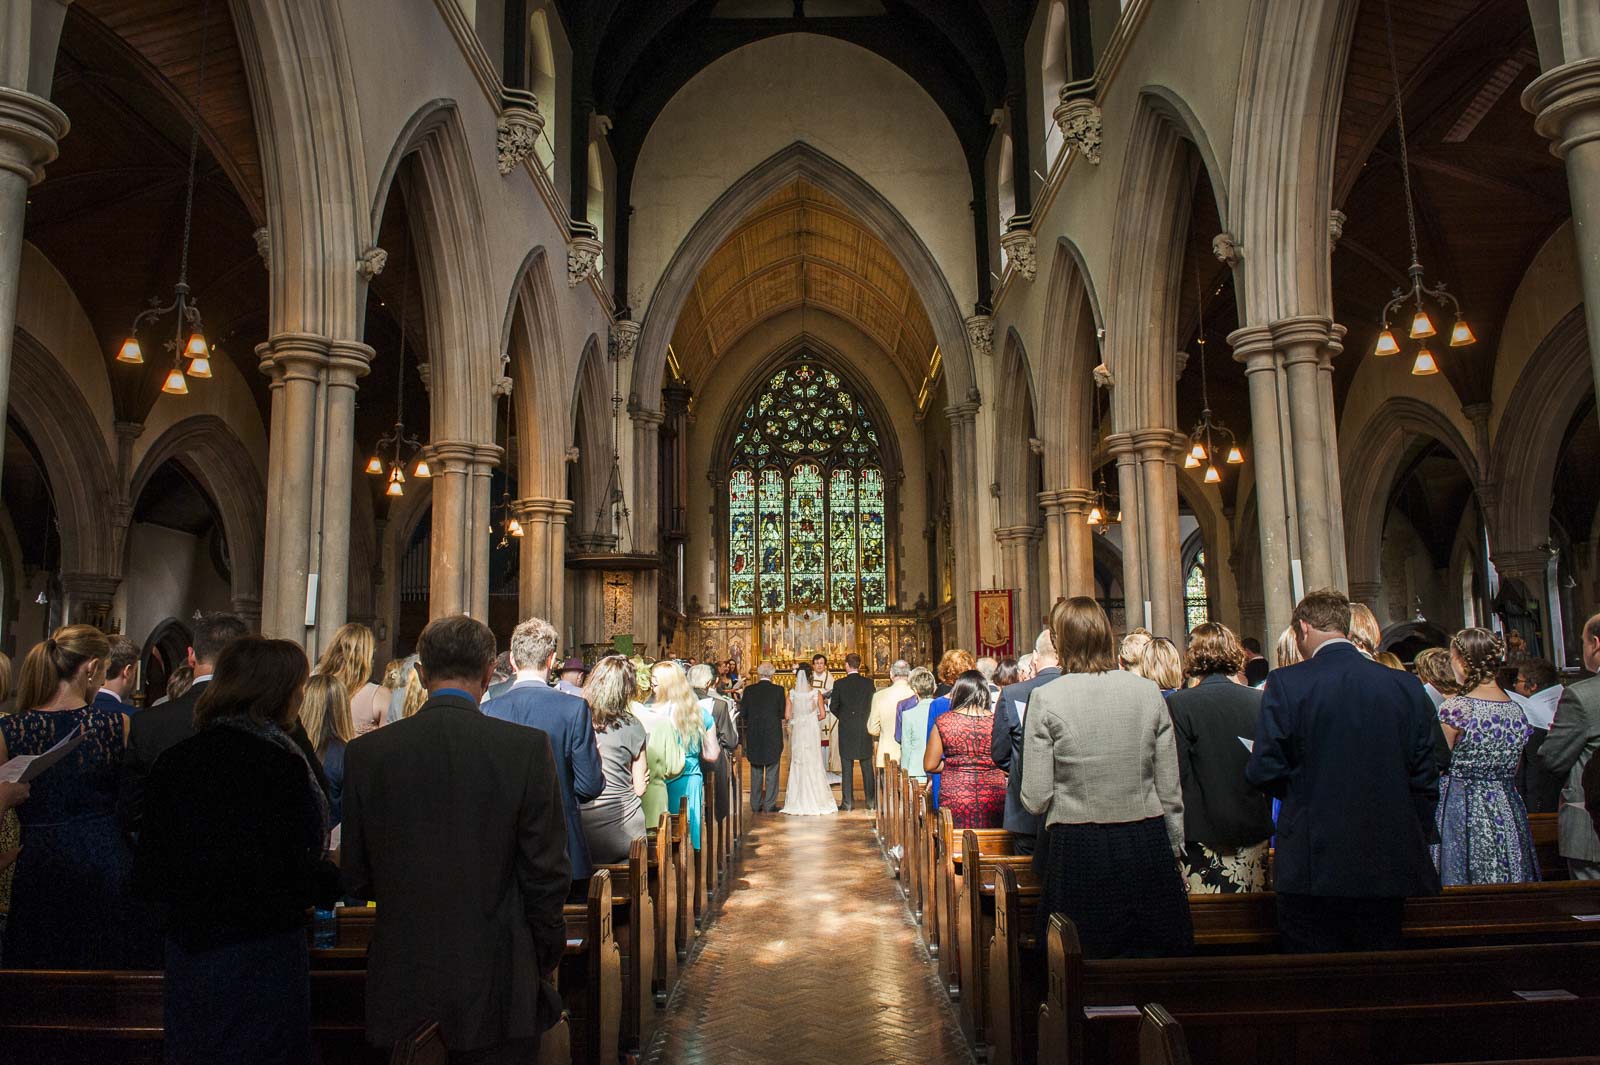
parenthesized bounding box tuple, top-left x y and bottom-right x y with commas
(1329, 209, 1347, 249)
(564, 446, 580, 464)
(1092, 362, 1114, 389)
(356, 246, 387, 281)
(495, 90, 545, 176)
(253, 227, 270, 270)
(416, 361, 432, 394)
(1027, 437, 1045, 456)
(609, 318, 641, 361)
(491, 375, 514, 398)
(1174, 349, 1190, 379)
(1053, 93, 1103, 165)
(568, 234, 604, 287)
(1212, 231, 1242, 268)
(0, 86, 70, 185)
(1000, 225, 1037, 282)
(964, 313, 994, 358)
(1523, 56, 1600, 159)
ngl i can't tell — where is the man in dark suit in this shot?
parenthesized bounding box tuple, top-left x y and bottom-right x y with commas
(120, 613, 250, 836)
(690, 663, 739, 823)
(828, 653, 877, 811)
(991, 632, 1061, 856)
(1539, 612, 1600, 879)
(742, 663, 786, 812)
(95, 634, 140, 716)
(1247, 589, 1441, 952)
(342, 615, 570, 1064)
(484, 616, 603, 884)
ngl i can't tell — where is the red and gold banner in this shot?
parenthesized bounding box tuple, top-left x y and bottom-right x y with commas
(974, 588, 1014, 657)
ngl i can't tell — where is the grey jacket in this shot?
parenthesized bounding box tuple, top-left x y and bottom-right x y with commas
(1020, 670, 1185, 855)
(1538, 675, 1600, 863)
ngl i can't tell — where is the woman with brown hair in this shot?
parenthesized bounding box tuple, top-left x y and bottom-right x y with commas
(298, 674, 354, 826)
(923, 648, 975, 807)
(313, 622, 385, 735)
(1020, 598, 1191, 957)
(1165, 623, 1273, 893)
(133, 636, 340, 1064)
(0, 624, 144, 968)
(579, 656, 649, 864)
(1432, 627, 1538, 884)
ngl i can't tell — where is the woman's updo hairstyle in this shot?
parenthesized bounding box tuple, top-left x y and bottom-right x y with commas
(1450, 627, 1505, 692)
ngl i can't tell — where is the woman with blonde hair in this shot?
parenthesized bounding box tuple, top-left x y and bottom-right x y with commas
(298, 674, 353, 826)
(1119, 628, 1154, 671)
(312, 622, 384, 735)
(1273, 626, 1302, 671)
(0, 624, 146, 968)
(1349, 603, 1382, 658)
(580, 656, 649, 864)
(634, 661, 685, 829)
(1134, 636, 1184, 695)
(653, 661, 720, 850)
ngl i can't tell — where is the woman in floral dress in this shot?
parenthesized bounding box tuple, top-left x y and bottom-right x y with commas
(1433, 627, 1538, 885)
(924, 671, 1007, 829)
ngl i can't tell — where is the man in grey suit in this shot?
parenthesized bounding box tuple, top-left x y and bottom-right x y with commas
(991, 629, 1061, 856)
(1539, 611, 1600, 880)
(342, 615, 570, 1063)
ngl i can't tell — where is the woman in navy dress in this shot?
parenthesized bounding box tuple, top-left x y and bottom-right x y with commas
(0, 624, 144, 969)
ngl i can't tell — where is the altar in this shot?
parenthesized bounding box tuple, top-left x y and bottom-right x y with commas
(685, 609, 932, 680)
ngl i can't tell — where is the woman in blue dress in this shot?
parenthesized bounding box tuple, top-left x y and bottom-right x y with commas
(653, 662, 720, 851)
(1433, 627, 1538, 885)
(0, 625, 146, 969)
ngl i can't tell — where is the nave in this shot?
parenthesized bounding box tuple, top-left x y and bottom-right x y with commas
(646, 807, 971, 1065)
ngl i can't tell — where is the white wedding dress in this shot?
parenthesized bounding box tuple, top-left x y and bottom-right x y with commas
(782, 683, 838, 816)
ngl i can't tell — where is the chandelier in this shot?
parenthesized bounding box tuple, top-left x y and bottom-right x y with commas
(1085, 385, 1121, 532)
(116, 0, 215, 395)
(495, 380, 523, 546)
(1183, 266, 1243, 484)
(1371, 0, 1475, 375)
(364, 234, 430, 496)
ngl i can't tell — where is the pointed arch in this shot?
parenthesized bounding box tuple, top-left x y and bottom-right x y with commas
(1037, 237, 1102, 490)
(995, 328, 1040, 529)
(503, 246, 569, 500)
(568, 335, 611, 547)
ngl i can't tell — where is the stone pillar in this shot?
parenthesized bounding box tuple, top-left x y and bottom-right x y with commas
(1106, 432, 1145, 630)
(1348, 580, 1385, 624)
(1058, 488, 1097, 602)
(995, 525, 1042, 643)
(1038, 490, 1068, 604)
(0, 3, 70, 503)
(1134, 428, 1186, 640)
(948, 398, 981, 647)
(426, 440, 479, 619)
(1318, 324, 1349, 590)
(630, 408, 664, 653)
(59, 573, 119, 631)
(1525, 54, 1600, 421)
(1276, 316, 1340, 594)
(469, 443, 500, 623)
(257, 335, 327, 640)
(1229, 325, 1297, 644)
(312, 340, 372, 653)
(516, 496, 573, 625)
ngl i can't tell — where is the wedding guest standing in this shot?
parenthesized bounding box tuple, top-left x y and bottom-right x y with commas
(134, 638, 340, 1064)
(297, 674, 353, 827)
(1021, 599, 1191, 958)
(898, 668, 937, 783)
(741, 663, 786, 813)
(925, 671, 1007, 829)
(1539, 612, 1600, 879)
(313, 622, 385, 736)
(655, 661, 720, 849)
(991, 630, 1060, 857)
(580, 656, 648, 865)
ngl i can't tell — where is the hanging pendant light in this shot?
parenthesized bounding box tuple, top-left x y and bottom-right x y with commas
(369, 233, 427, 492)
(161, 366, 188, 395)
(116, 337, 144, 365)
(1184, 265, 1242, 483)
(187, 353, 212, 379)
(413, 455, 432, 478)
(1226, 444, 1244, 465)
(1372, 0, 1474, 367)
(1204, 464, 1221, 484)
(364, 455, 384, 475)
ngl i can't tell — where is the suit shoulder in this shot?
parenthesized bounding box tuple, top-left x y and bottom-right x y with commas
(1567, 675, 1600, 704)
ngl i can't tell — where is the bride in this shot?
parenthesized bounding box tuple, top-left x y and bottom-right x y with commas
(782, 666, 837, 816)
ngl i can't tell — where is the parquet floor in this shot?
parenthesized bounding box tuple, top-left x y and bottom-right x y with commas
(646, 799, 973, 1065)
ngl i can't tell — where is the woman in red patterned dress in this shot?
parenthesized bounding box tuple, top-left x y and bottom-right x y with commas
(924, 671, 1008, 829)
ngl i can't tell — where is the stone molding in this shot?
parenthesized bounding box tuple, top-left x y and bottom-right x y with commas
(1268, 315, 1334, 366)
(610, 319, 641, 361)
(1523, 56, 1600, 158)
(964, 313, 994, 358)
(1053, 93, 1103, 165)
(356, 246, 387, 281)
(1000, 226, 1038, 282)
(0, 85, 69, 184)
(253, 227, 271, 269)
(1492, 549, 1555, 581)
(1328, 210, 1347, 249)
(511, 496, 575, 520)
(994, 524, 1043, 545)
(629, 407, 665, 427)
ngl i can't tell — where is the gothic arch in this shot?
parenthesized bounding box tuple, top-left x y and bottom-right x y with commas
(503, 245, 569, 500)
(128, 415, 268, 618)
(1037, 237, 1102, 490)
(995, 327, 1041, 529)
(1340, 396, 1481, 591)
(568, 335, 612, 546)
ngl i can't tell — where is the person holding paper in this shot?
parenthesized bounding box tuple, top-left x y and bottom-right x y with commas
(0, 624, 146, 969)
(0, 780, 27, 872)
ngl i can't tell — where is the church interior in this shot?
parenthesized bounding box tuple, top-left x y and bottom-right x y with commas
(4, 0, 1600, 1063)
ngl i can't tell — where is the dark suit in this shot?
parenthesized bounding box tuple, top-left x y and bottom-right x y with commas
(991, 666, 1060, 855)
(94, 689, 137, 716)
(485, 679, 604, 880)
(1247, 641, 1441, 952)
(829, 673, 877, 809)
(121, 680, 210, 837)
(697, 688, 739, 823)
(742, 679, 786, 812)
(341, 693, 570, 1057)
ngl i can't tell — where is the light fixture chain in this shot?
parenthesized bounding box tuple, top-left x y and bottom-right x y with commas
(1381, 0, 1421, 266)
(1194, 265, 1210, 411)
(177, 0, 214, 289)
(395, 231, 411, 430)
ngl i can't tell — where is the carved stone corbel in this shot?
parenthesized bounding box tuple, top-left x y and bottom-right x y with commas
(357, 246, 387, 281)
(496, 88, 545, 176)
(1212, 232, 1242, 268)
(1054, 92, 1103, 164)
(491, 375, 513, 398)
(1329, 209, 1348, 250)
(964, 313, 995, 358)
(1093, 362, 1114, 389)
(1000, 223, 1038, 282)
(568, 235, 603, 287)
(252, 227, 270, 270)
(416, 361, 432, 394)
(609, 319, 641, 360)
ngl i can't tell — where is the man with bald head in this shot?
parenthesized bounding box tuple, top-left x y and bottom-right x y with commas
(1538, 611, 1600, 879)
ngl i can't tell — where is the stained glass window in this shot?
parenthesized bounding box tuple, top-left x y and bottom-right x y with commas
(758, 467, 786, 612)
(728, 469, 756, 614)
(725, 359, 891, 615)
(1185, 551, 1209, 634)
(829, 468, 857, 612)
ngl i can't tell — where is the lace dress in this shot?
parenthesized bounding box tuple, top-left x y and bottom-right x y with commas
(1433, 695, 1538, 885)
(934, 711, 1008, 829)
(782, 690, 837, 816)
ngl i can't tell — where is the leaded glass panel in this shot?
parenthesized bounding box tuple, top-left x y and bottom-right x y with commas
(728, 469, 756, 614)
(828, 468, 857, 612)
(758, 467, 786, 613)
(859, 466, 887, 611)
(789, 463, 825, 605)
(1185, 551, 1208, 634)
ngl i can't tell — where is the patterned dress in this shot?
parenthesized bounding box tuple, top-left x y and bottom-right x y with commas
(934, 711, 1007, 829)
(1433, 695, 1538, 885)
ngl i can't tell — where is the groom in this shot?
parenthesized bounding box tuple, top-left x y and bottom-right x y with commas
(829, 653, 876, 811)
(742, 663, 786, 813)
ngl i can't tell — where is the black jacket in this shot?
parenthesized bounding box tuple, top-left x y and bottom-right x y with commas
(120, 681, 209, 836)
(1165, 675, 1274, 846)
(341, 694, 570, 1051)
(741, 680, 787, 766)
(992, 667, 1061, 836)
(829, 674, 877, 761)
(132, 723, 340, 952)
(1247, 642, 1441, 898)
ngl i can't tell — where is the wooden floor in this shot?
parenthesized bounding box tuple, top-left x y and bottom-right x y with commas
(646, 787, 972, 1065)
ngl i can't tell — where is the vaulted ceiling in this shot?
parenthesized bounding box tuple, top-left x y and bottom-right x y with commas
(668, 179, 938, 396)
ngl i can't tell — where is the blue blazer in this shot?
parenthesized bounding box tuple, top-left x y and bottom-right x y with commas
(485, 680, 605, 879)
(990, 667, 1061, 837)
(1246, 641, 1441, 898)
(94, 690, 136, 716)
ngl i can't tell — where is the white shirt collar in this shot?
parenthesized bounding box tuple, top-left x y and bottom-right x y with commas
(513, 670, 550, 686)
(97, 686, 123, 702)
(192, 673, 214, 685)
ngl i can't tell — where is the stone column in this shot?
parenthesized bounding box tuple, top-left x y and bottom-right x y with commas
(1274, 315, 1340, 594)
(948, 398, 981, 646)
(256, 335, 328, 640)
(630, 408, 664, 653)
(1229, 324, 1297, 644)
(1318, 324, 1349, 589)
(426, 440, 479, 619)
(516, 496, 573, 624)
(1348, 580, 1385, 624)
(995, 524, 1042, 644)
(1038, 490, 1068, 604)
(1057, 487, 1097, 602)
(0, 3, 70, 503)
(1525, 53, 1600, 420)
(1106, 432, 1145, 630)
(312, 340, 372, 653)
(470, 444, 500, 622)
(59, 573, 119, 631)
(1134, 428, 1185, 640)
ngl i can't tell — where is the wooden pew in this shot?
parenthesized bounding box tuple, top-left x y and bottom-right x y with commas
(1036, 915, 1600, 1065)
(1135, 1003, 1191, 1065)
(669, 800, 692, 963)
(557, 871, 621, 1065)
(646, 812, 679, 1003)
(937, 815, 1015, 997)
(1531, 811, 1564, 879)
(882, 759, 901, 876)
(694, 774, 713, 930)
(593, 836, 657, 1057)
(956, 829, 1034, 1048)
(906, 778, 929, 921)
(987, 864, 1045, 1065)
(919, 786, 941, 956)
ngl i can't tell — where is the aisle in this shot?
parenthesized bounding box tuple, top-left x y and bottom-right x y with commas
(647, 806, 973, 1065)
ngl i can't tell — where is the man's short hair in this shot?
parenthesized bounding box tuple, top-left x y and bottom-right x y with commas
(418, 615, 497, 683)
(1034, 627, 1057, 660)
(688, 663, 716, 689)
(1519, 657, 1559, 692)
(908, 667, 936, 698)
(844, 652, 861, 670)
(889, 659, 911, 678)
(812, 653, 827, 664)
(192, 613, 249, 665)
(975, 655, 997, 681)
(509, 616, 559, 671)
(1017, 652, 1035, 674)
(1585, 612, 1600, 644)
(105, 634, 139, 680)
(1292, 588, 1351, 637)
(757, 662, 775, 678)
(1241, 636, 1263, 655)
